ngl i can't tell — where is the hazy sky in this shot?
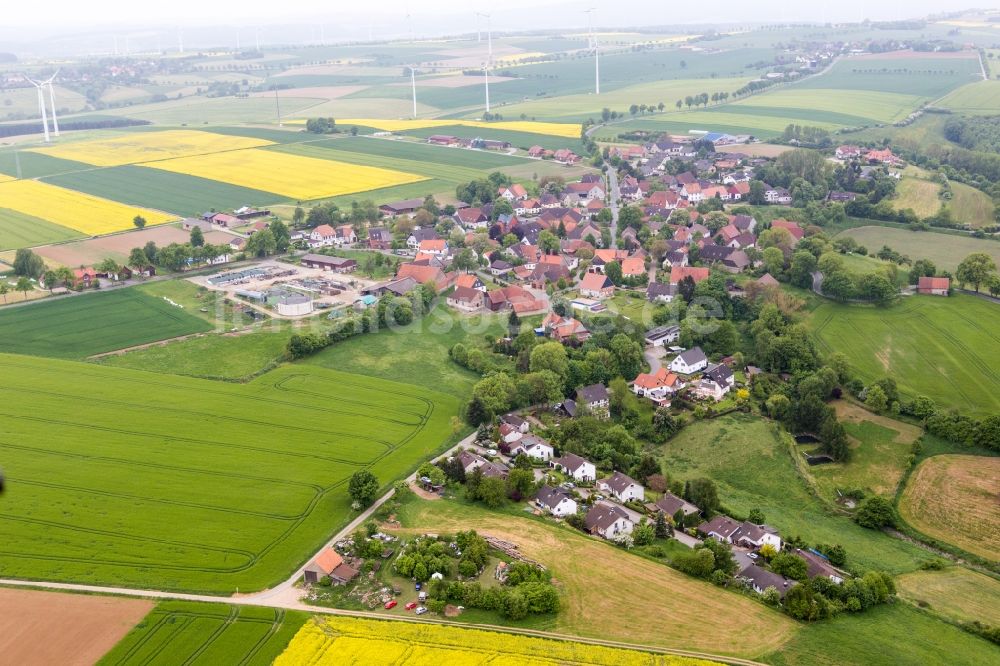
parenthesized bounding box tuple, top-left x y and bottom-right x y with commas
(0, 0, 989, 29)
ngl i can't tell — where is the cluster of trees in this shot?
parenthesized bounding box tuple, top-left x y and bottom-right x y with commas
(429, 563, 559, 619)
(780, 124, 832, 148)
(780, 569, 896, 621)
(347, 470, 380, 508)
(394, 536, 456, 582)
(455, 171, 513, 207)
(943, 115, 1000, 153)
(460, 462, 537, 509)
(301, 199, 380, 228)
(11, 248, 45, 278)
(305, 117, 341, 134)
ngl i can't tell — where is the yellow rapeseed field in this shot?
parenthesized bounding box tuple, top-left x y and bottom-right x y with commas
(0, 179, 175, 235)
(28, 129, 274, 167)
(141, 147, 427, 201)
(0, 173, 15, 183)
(331, 118, 583, 139)
(275, 617, 722, 666)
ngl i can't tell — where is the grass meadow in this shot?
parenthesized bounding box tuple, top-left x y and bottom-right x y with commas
(98, 601, 308, 666)
(834, 226, 1000, 273)
(807, 294, 1000, 418)
(659, 415, 935, 574)
(896, 566, 1000, 626)
(0, 207, 82, 251)
(0, 355, 461, 592)
(0, 150, 92, 180)
(391, 496, 797, 658)
(0, 288, 212, 358)
(935, 79, 1000, 114)
(898, 454, 1000, 561)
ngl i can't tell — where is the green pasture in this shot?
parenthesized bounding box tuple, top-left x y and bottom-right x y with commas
(0, 288, 212, 358)
(0, 150, 93, 179)
(808, 294, 1000, 418)
(949, 180, 996, 228)
(0, 354, 461, 592)
(893, 175, 943, 218)
(765, 602, 998, 666)
(43, 166, 286, 217)
(400, 125, 586, 153)
(0, 207, 82, 251)
(835, 226, 1000, 273)
(659, 415, 935, 574)
(97, 601, 308, 666)
(102, 96, 325, 126)
(936, 79, 1000, 114)
(794, 55, 982, 97)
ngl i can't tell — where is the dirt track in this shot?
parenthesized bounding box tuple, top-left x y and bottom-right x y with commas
(0, 588, 152, 666)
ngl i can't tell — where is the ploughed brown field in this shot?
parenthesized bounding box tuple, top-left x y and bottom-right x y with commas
(0, 588, 152, 666)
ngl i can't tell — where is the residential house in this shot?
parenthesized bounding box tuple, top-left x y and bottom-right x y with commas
(669, 265, 710, 285)
(528, 145, 545, 158)
(368, 228, 393, 250)
(621, 256, 646, 279)
(456, 451, 509, 479)
(917, 276, 949, 296)
(490, 259, 513, 277)
(794, 549, 845, 584)
(550, 453, 596, 482)
(669, 347, 708, 374)
(694, 363, 735, 401)
(308, 224, 337, 248)
(553, 148, 581, 164)
(498, 184, 528, 201)
(740, 564, 796, 598)
(407, 228, 439, 250)
(515, 198, 541, 216)
(508, 434, 554, 461)
(333, 224, 357, 247)
(575, 384, 610, 416)
(418, 239, 449, 257)
(72, 267, 99, 288)
(500, 413, 530, 433)
(764, 186, 792, 205)
(732, 214, 757, 234)
(455, 207, 488, 229)
(681, 182, 703, 203)
(866, 148, 901, 166)
(827, 190, 858, 203)
(598, 471, 644, 503)
(646, 281, 679, 303)
(644, 324, 681, 347)
(396, 263, 448, 291)
(770, 219, 804, 243)
(653, 492, 700, 518)
(631, 367, 680, 401)
(498, 422, 524, 445)
(447, 286, 485, 312)
(535, 485, 578, 517)
(756, 273, 780, 287)
(835, 145, 862, 160)
(698, 515, 782, 550)
(579, 272, 615, 299)
(454, 274, 486, 292)
(591, 248, 629, 273)
(584, 504, 633, 539)
(543, 312, 591, 344)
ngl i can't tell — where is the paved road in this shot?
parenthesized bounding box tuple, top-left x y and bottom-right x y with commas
(811, 270, 824, 295)
(606, 166, 620, 249)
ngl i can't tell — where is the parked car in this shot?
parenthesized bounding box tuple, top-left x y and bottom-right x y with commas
(486, 449, 498, 457)
(415, 606, 428, 615)
(384, 600, 397, 609)
(415, 582, 422, 591)
(405, 601, 418, 610)
(748, 553, 759, 560)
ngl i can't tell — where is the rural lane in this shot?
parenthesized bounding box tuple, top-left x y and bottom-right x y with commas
(606, 166, 620, 249)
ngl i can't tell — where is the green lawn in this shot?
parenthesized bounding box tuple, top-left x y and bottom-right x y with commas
(835, 226, 1000, 273)
(807, 294, 1000, 418)
(0, 288, 213, 358)
(43, 166, 286, 217)
(764, 603, 998, 666)
(304, 302, 505, 398)
(97, 601, 308, 666)
(0, 355, 461, 592)
(0, 207, 82, 251)
(660, 415, 935, 574)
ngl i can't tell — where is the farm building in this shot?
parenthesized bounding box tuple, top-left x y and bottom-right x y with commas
(303, 547, 343, 584)
(917, 276, 950, 296)
(274, 293, 313, 317)
(379, 198, 425, 217)
(301, 254, 357, 273)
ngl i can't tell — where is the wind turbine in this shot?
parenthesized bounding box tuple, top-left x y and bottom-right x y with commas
(585, 8, 599, 94)
(24, 76, 51, 142)
(45, 71, 60, 137)
(584, 7, 595, 49)
(483, 64, 490, 114)
(409, 66, 418, 118)
(476, 13, 492, 63)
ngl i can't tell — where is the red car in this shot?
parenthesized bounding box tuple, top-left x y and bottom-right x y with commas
(405, 601, 418, 610)
(384, 600, 398, 610)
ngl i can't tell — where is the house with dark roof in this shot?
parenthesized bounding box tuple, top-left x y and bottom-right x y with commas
(598, 471, 644, 502)
(699, 515, 782, 550)
(644, 324, 680, 347)
(576, 384, 610, 416)
(695, 363, 735, 401)
(647, 282, 678, 303)
(584, 503, 633, 539)
(550, 453, 596, 482)
(407, 227, 440, 249)
(739, 564, 796, 598)
(669, 347, 708, 374)
(535, 485, 578, 517)
(447, 286, 485, 312)
(368, 227, 393, 250)
(653, 492, 700, 517)
(795, 549, 845, 584)
(456, 451, 510, 479)
(508, 434, 554, 461)
(301, 254, 356, 273)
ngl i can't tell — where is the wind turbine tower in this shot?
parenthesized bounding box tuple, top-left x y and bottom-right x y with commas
(476, 13, 492, 63)
(45, 71, 60, 137)
(483, 65, 490, 113)
(25, 76, 50, 143)
(409, 66, 418, 118)
(585, 8, 599, 94)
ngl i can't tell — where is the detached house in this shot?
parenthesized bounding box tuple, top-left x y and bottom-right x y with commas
(550, 453, 596, 482)
(498, 184, 528, 201)
(669, 347, 708, 375)
(508, 434, 554, 461)
(579, 272, 615, 299)
(535, 485, 578, 517)
(695, 363, 735, 401)
(447, 286, 485, 312)
(653, 492, 700, 518)
(598, 471, 644, 503)
(308, 224, 337, 248)
(632, 367, 681, 401)
(543, 313, 591, 344)
(740, 564, 796, 598)
(584, 504, 633, 539)
(575, 384, 610, 416)
(699, 515, 782, 551)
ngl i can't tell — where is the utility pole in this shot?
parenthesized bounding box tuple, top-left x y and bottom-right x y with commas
(274, 88, 282, 126)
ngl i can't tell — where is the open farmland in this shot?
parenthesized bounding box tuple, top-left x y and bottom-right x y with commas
(0, 179, 176, 235)
(98, 602, 308, 666)
(0, 288, 212, 358)
(794, 52, 983, 97)
(808, 295, 1000, 418)
(141, 147, 427, 201)
(896, 567, 1000, 626)
(330, 118, 583, 138)
(658, 415, 934, 573)
(0, 207, 82, 251)
(276, 616, 721, 666)
(43, 166, 286, 217)
(0, 150, 92, 180)
(948, 180, 996, 228)
(0, 355, 461, 592)
(27, 129, 274, 167)
(899, 454, 1000, 560)
(834, 226, 1000, 273)
(936, 80, 1000, 114)
(0, 588, 153, 666)
(892, 174, 944, 218)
